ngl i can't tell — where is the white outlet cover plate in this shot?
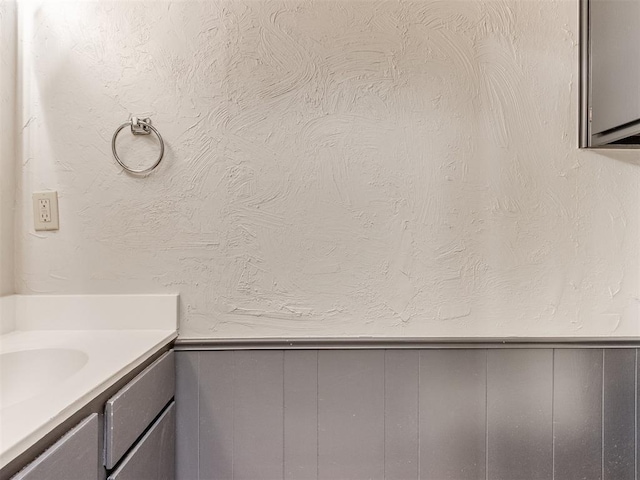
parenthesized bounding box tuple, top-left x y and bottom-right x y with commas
(32, 191, 59, 231)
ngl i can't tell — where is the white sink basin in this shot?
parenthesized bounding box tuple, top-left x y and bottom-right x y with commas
(0, 348, 88, 409)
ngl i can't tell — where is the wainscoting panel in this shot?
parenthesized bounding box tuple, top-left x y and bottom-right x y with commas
(317, 350, 385, 480)
(235, 352, 285, 479)
(603, 349, 636, 480)
(284, 351, 318, 480)
(175, 347, 639, 480)
(198, 351, 235, 480)
(553, 349, 603, 480)
(487, 349, 553, 480)
(175, 351, 199, 480)
(419, 350, 486, 480)
(384, 350, 419, 480)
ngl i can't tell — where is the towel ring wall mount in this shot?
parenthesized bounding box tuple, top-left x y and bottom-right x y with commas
(111, 117, 165, 175)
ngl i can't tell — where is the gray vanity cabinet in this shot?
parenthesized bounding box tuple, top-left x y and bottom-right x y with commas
(581, 0, 640, 146)
(7, 349, 175, 480)
(11, 415, 100, 480)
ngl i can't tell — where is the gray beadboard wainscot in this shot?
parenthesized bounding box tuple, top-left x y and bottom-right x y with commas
(175, 345, 639, 480)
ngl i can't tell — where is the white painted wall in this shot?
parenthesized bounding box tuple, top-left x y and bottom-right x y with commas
(15, 0, 640, 339)
(0, 0, 16, 297)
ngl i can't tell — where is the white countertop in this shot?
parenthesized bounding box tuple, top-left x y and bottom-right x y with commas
(0, 295, 178, 470)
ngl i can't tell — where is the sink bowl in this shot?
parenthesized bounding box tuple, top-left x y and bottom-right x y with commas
(0, 348, 88, 408)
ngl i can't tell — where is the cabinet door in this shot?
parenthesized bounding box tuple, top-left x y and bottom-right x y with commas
(104, 350, 175, 469)
(11, 415, 99, 480)
(107, 402, 175, 480)
(590, 0, 640, 138)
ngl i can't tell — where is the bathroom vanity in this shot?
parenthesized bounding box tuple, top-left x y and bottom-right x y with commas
(10, 351, 175, 480)
(0, 295, 178, 480)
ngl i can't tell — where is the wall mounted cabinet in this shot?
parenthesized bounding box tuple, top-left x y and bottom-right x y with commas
(580, 0, 640, 147)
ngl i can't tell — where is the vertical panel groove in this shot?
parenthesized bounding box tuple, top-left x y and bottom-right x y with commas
(232, 351, 235, 480)
(602, 349, 605, 480)
(418, 351, 422, 480)
(485, 350, 489, 480)
(316, 352, 319, 480)
(283, 353, 286, 480)
(552, 349, 555, 480)
(416, 354, 419, 480)
(197, 352, 200, 480)
(635, 349, 638, 480)
(383, 350, 386, 480)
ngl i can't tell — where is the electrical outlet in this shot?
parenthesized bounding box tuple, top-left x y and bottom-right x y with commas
(39, 199, 51, 222)
(33, 192, 59, 231)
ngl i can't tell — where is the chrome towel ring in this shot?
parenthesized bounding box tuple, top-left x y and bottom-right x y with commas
(112, 117, 165, 175)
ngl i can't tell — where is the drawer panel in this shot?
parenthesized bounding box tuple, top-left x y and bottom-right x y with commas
(12, 415, 99, 480)
(105, 350, 174, 469)
(108, 402, 175, 480)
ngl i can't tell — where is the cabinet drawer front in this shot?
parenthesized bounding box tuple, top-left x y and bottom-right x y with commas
(107, 402, 175, 480)
(12, 415, 99, 480)
(105, 350, 175, 469)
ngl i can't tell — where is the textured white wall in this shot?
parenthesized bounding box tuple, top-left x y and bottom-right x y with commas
(15, 0, 640, 338)
(0, 0, 16, 297)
